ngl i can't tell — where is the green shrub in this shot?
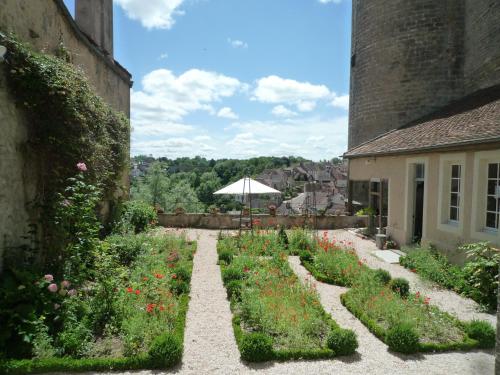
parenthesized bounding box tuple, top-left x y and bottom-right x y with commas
(218, 250, 234, 265)
(56, 321, 92, 358)
(299, 250, 313, 263)
(116, 201, 157, 234)
(148, 333, 182, 368)
(326, 328, 358, 356)
(222, 267, 244, 284)
(464, 320, 495, 349)
(240, 333, 274, 362)
(105, 233, 147, 266)
(461, 242, 500, 311)
(373, 269, 391, 285)
(226, 280, 243, 301)
(278, 227, 289, 249)
(389, 278, 410, 298)
(386, 323, 419, 354)
(173, 266, 191, 284)
(170, 280, 190, 296)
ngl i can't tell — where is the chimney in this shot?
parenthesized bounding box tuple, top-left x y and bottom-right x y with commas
(75, 0, 113, 57)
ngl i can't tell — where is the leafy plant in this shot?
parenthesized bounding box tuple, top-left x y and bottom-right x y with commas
(386, 323, 419, 354)
(240, 333, 274, 362)
(326, 328, 358, 356)
(463, 320, 495, 349)
(148, 333, 182, 368)
(461, 242, 500, 311)
(389, 278, 410, 298)
(114, 201, 157, 234)
(373, 269, 391, 285)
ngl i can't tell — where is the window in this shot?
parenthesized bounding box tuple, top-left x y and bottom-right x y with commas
(486, 163, 500, 230)
(415, 163, 425, 180)
(449, 165, 461, 222)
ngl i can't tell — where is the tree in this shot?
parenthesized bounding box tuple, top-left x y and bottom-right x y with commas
(196, 171, 222, 207)
(163, 181, 204, 213)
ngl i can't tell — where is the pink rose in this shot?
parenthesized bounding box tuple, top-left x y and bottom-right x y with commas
(76, 162, 87, 172)
(47, 283, 58, 293)
(68, 289, 77, 296)
(44, 274, 54, 282)
(61, 280, 71, 289)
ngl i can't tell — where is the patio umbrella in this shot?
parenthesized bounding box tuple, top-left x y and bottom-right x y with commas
(213, 177, 281, 195)
(214, 177, 281, 232)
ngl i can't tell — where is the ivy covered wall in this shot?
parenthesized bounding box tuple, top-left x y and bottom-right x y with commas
(0, 0, 131, 273)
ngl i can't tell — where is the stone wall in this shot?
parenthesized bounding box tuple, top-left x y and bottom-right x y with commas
(0, 0, 131, 272)
(464, 0, 500, 95)
(157, 213, 368, 230)
(348, 0, 464, 149)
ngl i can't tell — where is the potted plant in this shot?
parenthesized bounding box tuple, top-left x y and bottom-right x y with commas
(268, 204, 277, 216)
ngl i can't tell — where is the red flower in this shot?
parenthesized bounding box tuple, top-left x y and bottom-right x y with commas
(243, 267, 250, 273)
(168, 263, 175, 268)
(411, 268, 417, 273)
(415, 291, 421, 298)
(155, 273, 164, 279)
(171, 274, 177, 279)
(146, 303, 156, 313)
(143, 277, 149, 281)
(127, 287, 133, 293)
(159, 305, 165, 311)
(135, 289, 141, 295)
(357, 260, 363, 266)
(424, 297, 430, 305)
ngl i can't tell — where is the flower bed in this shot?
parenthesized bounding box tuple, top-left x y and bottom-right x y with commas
(217, 231, 290, 261)
(400, 243, 499, 311)
(218, 234, 358, 362)
(299, 232, 495, 353)
(0, 231, 196, 374)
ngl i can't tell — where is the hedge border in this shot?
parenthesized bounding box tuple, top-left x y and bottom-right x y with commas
(300, 256, 484, 353)
(221, 262, 351, 362)
(0, 244, 195, 374)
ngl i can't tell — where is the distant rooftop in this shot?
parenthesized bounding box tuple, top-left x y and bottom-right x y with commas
(344, 85, 500, 158)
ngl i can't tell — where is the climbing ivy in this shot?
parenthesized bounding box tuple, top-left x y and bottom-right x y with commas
(1, 34, 129, 259)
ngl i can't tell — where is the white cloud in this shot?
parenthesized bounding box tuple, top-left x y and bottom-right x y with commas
(227, 38, 248, 49)
(330, 94, 349, 110)
(224, 116, 348, 159)
(159, 52, 169, 60)
(114, 0, 185, 29)
(131, 68, 243, 127)
(271, 105, 297, 118)
(253, 75, 330, 112)
(132, 122, 193, 136)
(217, 107, 239, 119)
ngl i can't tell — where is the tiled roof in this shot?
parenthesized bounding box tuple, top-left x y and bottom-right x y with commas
(344, 85, 500, 158)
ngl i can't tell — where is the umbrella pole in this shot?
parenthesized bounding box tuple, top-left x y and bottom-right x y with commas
(249, 177, 253, 235)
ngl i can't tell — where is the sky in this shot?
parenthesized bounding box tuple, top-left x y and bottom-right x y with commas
(63, 0, 352, 161)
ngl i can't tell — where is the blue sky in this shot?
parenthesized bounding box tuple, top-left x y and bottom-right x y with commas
(64, 0, 352, 160)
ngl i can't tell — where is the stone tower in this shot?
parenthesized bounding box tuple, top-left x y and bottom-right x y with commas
(348, 0, 500, 150)
(76, 0, 114, 57)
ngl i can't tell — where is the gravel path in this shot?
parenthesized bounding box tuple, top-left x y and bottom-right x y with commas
(72, 229, 495, 375)
(328, 229, 496, 326)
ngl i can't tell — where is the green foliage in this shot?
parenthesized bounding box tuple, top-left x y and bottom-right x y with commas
(355, 207, 376, 216)
(400, 247, 468, 293)
(461, 242, 500, 311)
(278, 226, 289, 249)
(2, 35, 128, 253)
(222, 266, 245, 284)
(389, 278, 410, 298)
(299, 250, 313, 263)
(386, 323, 419, 354)
(114, 201, 157, 234)
(373, 269, 391, 285)
(288, 228, 315, 254)
(401, 243, 499, 311)
(218, 249, 234, 265)
(239, 333, 274, 362)
(463, 320, 495, 349)
(54, 171, 102, 283)
(326, 328, 358, 356)
(226, 280, 243, 301)
(148, 333, 182, 368)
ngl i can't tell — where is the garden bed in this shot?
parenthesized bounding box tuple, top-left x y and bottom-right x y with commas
(298, 233, 495, 354)
(218, 233, 358, 362)
(0, 230, 196, 374)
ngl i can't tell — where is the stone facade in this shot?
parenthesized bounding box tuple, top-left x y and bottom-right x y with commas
(0, 0, 131, 272)
(349, 0, 500, 149)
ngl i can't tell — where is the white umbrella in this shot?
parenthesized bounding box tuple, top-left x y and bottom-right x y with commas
(214, 177, 281, 195)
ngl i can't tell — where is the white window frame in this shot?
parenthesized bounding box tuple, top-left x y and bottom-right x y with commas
(471, 149, 500, 241)
(437, 153, 465, 235)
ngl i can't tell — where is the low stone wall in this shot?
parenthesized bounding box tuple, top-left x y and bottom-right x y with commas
(157, 213, 368, 230)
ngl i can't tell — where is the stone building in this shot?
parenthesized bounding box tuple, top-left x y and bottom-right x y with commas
(0, 0, 131, 271)
(345, 0, 500, 262)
